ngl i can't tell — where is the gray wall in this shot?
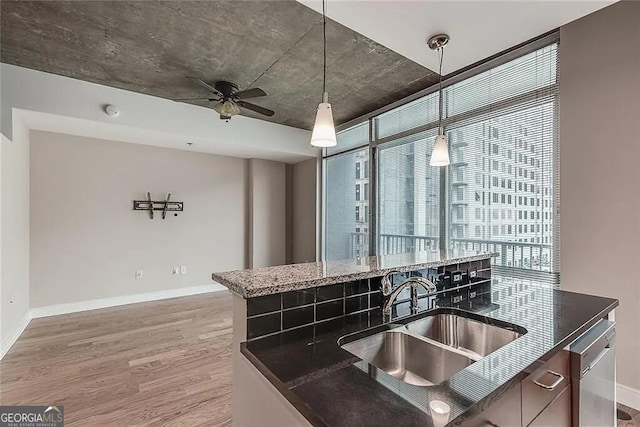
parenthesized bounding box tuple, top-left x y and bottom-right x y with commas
(248, 159, 287, 268)
(30, 131, 251, 307)
(289, 158, 317, 264)
(560, 0, 640, 395)
(1, 126, 30, 348)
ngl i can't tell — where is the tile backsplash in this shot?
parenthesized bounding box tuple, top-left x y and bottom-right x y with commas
(246, 258, 492, 340)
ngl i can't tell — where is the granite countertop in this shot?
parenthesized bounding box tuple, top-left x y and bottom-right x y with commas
(213, 251, 497, 298)
(241, 275, 618, 427)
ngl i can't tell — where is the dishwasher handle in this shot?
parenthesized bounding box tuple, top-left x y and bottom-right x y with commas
(533, 370, 565, 390)
(580, 346, 612, 378)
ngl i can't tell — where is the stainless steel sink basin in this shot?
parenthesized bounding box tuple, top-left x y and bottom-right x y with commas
(339, 309, 526, 386)
(404, 313, 524, 359)
(341, 330, 475, 386)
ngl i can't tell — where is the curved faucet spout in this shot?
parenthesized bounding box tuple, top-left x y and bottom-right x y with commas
(381, 270, 401, 296)
(382, 276, 438, 317)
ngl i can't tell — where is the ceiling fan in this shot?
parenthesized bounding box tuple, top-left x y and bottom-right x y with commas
(174, 77, 275, 121)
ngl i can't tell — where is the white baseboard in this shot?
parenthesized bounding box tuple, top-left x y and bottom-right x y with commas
(618, 383, 640, 410)
(30, 283, 227, 319)
(1, 310, 32, 359)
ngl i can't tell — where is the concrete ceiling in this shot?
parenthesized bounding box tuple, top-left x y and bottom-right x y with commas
(0, 0, 439, 130)
(299, 0, 616, 74)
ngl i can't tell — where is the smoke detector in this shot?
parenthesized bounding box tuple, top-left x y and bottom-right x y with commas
(104, 104, 120, 117)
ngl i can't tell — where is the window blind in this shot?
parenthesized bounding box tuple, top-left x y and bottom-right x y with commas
(444, 43, 559, 283)
(376, 92, 439, 140)
(327, 121, 368, 156)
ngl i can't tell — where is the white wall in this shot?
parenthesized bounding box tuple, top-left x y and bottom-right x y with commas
(248, 159, 287, 268)
(1, 121, 31, 355)
(29, 131, 248, 307)
(559, 0, 640, 402)
(290, 158, 317, 263)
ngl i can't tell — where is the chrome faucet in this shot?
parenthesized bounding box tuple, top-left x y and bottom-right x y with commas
(382, 276, 438, 317)
(381, 270, 401, 296)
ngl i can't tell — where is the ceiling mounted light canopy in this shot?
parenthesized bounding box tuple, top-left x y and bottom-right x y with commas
(429, 33, 450, 167)
(310, 0, 337, 148)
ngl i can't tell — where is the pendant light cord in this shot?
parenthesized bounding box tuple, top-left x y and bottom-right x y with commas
(322, 0, 327, 97)
(437, 46, 444, 131)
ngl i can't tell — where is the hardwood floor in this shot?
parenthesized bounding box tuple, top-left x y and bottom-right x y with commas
(1, 291, 638, 426)
(0, 291, 233, 426)
(619, 403, 640, 427)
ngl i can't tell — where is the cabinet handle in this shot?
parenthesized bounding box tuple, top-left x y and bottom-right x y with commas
(533, 370, 564, 390)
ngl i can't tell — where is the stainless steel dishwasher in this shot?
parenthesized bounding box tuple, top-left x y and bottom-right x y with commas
(569, 319, 616, 427)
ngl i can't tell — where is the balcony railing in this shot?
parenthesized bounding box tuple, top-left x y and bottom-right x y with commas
(348, 233, 553, 272)
(349, 232, 439, 258)
(451, 238, 552, 272)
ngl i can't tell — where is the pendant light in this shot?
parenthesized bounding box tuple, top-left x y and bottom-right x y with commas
(429, 34, 450, 166)
(310, 0, 337, 147)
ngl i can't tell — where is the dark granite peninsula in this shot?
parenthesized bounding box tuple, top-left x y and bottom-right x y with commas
(213, 252, 618, 427)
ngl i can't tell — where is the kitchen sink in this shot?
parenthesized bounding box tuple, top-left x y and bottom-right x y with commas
(341, 330, 476, 386)
(404, 312, 524, 359)
(339, 309, 526, 386)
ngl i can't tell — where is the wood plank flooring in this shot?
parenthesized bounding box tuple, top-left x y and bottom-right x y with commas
(619, 404, 640, 427)
(0, 291, 233, 426)
(1, 290, 638, 426)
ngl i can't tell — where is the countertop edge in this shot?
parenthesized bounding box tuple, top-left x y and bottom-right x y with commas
(213, 252, 498, 299)
(240, 342, 329, 427)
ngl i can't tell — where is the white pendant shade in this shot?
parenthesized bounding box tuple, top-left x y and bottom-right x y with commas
(430, 134, 450, 166)
(310, 102, 337, 147)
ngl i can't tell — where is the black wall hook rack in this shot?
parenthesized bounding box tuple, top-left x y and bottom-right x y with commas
(133, 192, 183, 219)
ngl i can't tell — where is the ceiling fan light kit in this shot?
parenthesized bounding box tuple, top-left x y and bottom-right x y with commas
(429, 33, 451, 167)
(310, 0, 337, 148)
(213, 100, 240, 117)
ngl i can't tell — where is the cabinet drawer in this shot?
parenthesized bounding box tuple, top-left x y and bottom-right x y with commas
(528, 385, 571, 427)
(522, 350, 570, 426)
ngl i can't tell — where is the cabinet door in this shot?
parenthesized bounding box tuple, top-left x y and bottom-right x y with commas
(528, 385, 571, 427)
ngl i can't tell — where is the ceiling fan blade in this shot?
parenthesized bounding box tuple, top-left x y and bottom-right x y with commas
(234, 87, 267, 100)
(173, 97, 218, 102)
(186, 76, 223, 97)
(237, 101, 275, 117)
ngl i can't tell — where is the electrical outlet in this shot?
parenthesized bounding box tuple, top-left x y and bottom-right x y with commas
(135, 270, 143, 279)
(180, 265, 187, 274)
(173, 266, 180, 275)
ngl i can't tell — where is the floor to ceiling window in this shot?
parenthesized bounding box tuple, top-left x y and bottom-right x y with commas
(378, 130, 440, 255)
(323, 123, 369, 261)
(322, 37, 559, 282)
